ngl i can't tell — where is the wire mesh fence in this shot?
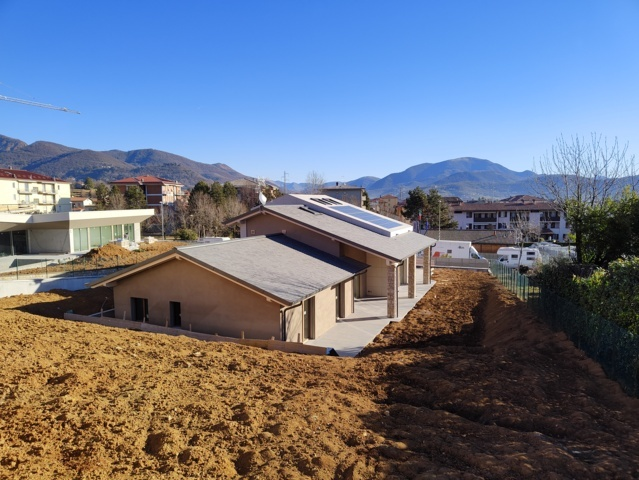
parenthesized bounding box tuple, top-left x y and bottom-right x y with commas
(490, 260, 639, 397)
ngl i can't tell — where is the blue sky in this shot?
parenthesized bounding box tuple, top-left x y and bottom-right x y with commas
(1, 0, 638, 184)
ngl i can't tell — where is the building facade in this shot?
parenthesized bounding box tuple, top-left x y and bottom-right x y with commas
(451, 195, 570, 242)
(0, 168, 71, 213)
(110, 175, 184, 208)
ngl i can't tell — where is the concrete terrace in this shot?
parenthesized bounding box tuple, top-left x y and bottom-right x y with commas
(306, 276, 435, 357)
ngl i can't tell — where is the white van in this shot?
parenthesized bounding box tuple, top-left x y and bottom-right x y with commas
(497, 247, 542, 269)
(432, 240, 485, 260)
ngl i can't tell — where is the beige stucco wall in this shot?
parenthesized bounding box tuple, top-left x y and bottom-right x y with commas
(342, 244, 367, 298)
(342, 279, 354, 317)
(365, 254, 388, 297)
(112, 258, 284, 340)
(283, 303, 303, 343)
(243, 216, 340, 257)
(314, 286, 337, 338)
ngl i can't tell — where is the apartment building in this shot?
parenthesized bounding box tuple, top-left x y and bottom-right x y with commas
(110, 175, 184, 208)
(0, 168, 71, 213)
(451, 195, 570, 242)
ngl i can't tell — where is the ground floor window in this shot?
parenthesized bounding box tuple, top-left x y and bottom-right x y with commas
(73, 223, 135, 251)
(73, 228, 89, 251)
(0, 230, 28, 256)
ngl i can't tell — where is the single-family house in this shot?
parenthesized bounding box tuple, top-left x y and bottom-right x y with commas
(91, 235, 368, 342)
(226, 194, 436, 318)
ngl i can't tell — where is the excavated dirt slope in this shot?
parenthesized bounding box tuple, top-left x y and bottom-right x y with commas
(1, 269, 638, 479)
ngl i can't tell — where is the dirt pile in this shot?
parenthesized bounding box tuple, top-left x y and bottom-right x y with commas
(1, 269, 638, 479)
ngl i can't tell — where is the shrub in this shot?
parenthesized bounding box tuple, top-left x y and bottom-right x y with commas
(175, 228, 198, 241)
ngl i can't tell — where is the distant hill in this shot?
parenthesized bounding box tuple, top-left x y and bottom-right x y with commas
(1, 135, 539, 199)
(353, 157, 537, 199)
(0, 135, 247, 187)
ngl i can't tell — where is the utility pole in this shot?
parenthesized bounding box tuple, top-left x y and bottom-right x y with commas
(438, 199, 441, 241)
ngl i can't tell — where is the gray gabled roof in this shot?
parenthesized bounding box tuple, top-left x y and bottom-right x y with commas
(259, 204, 435, 262)
(92, 235, 368, 307)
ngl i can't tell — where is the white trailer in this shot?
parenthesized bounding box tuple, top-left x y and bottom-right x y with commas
(432, 240, 484, 260)
(497, 246, 542, 269)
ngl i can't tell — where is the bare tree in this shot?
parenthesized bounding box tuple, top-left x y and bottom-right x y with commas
(534, 133, 637, 263)
(189, 191, 216, 238)
(305, 170, 325, 194)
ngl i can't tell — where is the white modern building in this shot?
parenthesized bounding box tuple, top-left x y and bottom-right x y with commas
(0, 209, 155, 255)
(0, 168, 154, 255)
(450, 195, 571, 242)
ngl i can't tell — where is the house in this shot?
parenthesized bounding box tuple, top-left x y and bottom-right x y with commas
(110, 175, 184, 209)
(91, 194, 435, 344)
(0, 168, 71, 213)
(227, 194, 436, 318)
(320, 184, 366, 207)
(451, 195, 570, 242)
(71, 196, 94, 211)
(91, 235, 368, 342)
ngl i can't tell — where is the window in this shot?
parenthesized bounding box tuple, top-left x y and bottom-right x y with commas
(73, 228, 89, 251)
(466, 212, 472, 218)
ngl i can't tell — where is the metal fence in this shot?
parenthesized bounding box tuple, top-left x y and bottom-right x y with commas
(1, 255, 140, 280)
(490, 260, 639, 397)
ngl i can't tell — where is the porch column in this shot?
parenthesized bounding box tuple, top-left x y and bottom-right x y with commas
(408, 254, 416, 298)
(387, 261, 398, 318)
(422, 247, 432, 284)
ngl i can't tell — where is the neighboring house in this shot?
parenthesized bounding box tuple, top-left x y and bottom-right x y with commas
(0, 168, 71, 213)
(71, 196, 94, 211)
(451, 195, 570, 242)
(110, 175, 184, 208)
(227, 194, 436, 318)
(320, 184, 366, 207)
(0, 209, 154, 255)
(91, 235, 368, 342)
(371, 194, 403, 220)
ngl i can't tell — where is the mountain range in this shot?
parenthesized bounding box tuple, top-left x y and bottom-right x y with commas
(0, 134, 537, 200)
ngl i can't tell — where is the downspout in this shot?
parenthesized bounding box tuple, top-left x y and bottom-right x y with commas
(280, 302, 302, 341)
(396, 263, 400, 318)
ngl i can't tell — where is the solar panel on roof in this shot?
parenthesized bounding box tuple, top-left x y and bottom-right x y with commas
(331, 205, 405, 229)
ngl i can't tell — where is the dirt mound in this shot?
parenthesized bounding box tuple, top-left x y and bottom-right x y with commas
(1, 269, 638, 478)
(82, 243, 134, 259)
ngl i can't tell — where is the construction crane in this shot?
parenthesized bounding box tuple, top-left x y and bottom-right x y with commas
(0, 94, 80, 114)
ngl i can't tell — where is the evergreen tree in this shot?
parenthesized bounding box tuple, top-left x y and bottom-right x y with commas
(125, 186, 147, 209)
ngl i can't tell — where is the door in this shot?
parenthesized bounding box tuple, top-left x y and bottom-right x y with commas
(131, 297, 148, 322)
(169, 301, 181, 327)
(303, 298, 314, 340)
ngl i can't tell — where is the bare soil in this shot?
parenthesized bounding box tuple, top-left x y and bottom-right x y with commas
(1, 269, 638, 479)
(1, 241, 185, 278)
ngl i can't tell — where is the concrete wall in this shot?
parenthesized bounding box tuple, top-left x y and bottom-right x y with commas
(29, 229, 71, 253)
(0, 277, 97, 297)
(112, 258, 283, 340)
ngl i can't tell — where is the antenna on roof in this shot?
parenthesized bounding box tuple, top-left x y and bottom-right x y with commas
(259, 191, 267, 206)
